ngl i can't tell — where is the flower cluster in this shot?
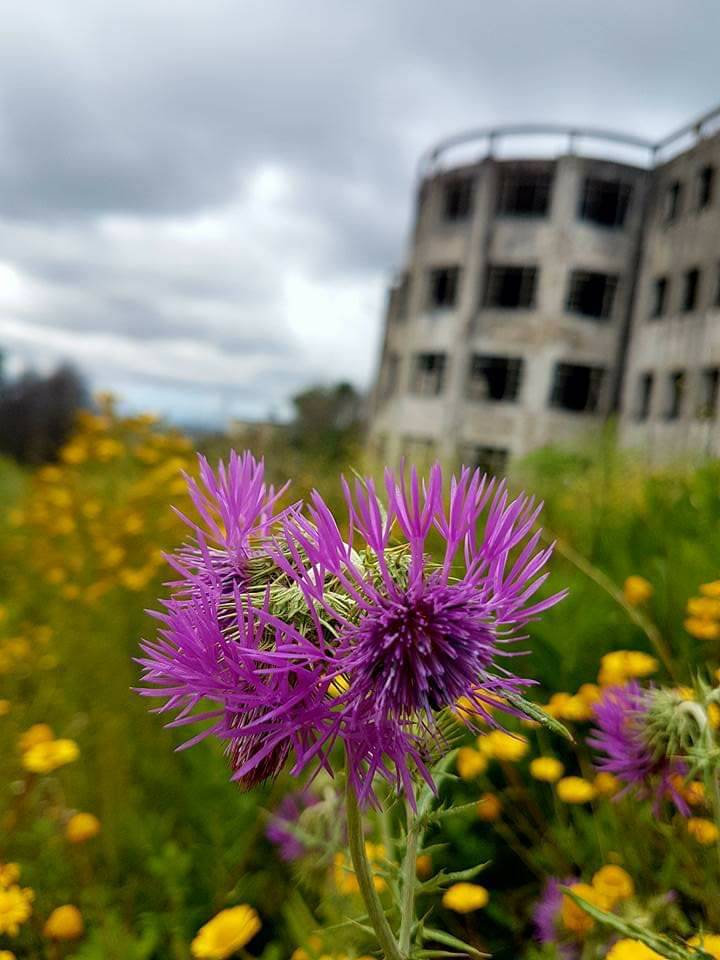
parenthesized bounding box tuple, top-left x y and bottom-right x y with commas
(139, 455, 565, 805)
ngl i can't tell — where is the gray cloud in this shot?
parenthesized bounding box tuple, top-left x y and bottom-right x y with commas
(0, 0, 718, 423)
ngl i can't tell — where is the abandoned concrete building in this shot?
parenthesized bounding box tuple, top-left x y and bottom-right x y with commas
(369, 105, 720, 473)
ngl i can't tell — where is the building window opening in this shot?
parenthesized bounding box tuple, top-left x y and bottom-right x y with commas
(651, 277, 669, 319)
(411, 352, 447, 396)
(664, 180, 683, 222)
(579, 177, 632, 228)
(682, 268, 700, 312)
(549, 363, 605, 413)
(697, 165, 715, 211)
(483, 264, 537, 309)
(427, 266, 460, 310)
(467, 355, 523, 402)
(636, 372, 654, 421)
(566, 270, 618, 320)
(665, 370, 685, 420)
(462, 445, 509, 478)
(697, 367, 720, 420)
(496, 167, 553, 217)
(442, 176, 474, 221)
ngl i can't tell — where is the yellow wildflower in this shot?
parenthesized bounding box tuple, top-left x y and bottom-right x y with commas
(60, 443, 87, 465)
(599, 650, 658, 686)
(0, 864, 20, 887)
(685, 618, 720, 640)
(592, 864, 634, 905)
(43, 905, 84, 940)
(0, 700, 10, 717)
(23, 738, 80, 774)
(701, 581, 720, 598)
(0, 885, 33, 936)
(577, 683, 601, 706)
(477, 730, 528, 762)
(543, 692, 572, 718)
(687, 597, 720, 619)
(709, 703, 720, 729)
(687, 817, 719, 845)
(623, 576, 653, 606)
(416, 854, 432, 879)
(18, 723, 54, 752)
(66, 813, 101, 844)
(476, 792, 502, 822)
(191, 905, 261, 959)
(456, 747, 488, 780)
(606, 940, 663, 959)
(560, 695, 595, 722)
(556, 777, 596, 804)
(442, 883, 488, 913)
(529, 757, 564, 783)
(0, 950, 16, 959)
(688, 934, 720, 959)
(561, 883, 608, 936)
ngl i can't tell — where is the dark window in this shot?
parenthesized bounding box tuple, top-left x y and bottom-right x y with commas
(411, 353, 446, 396)
(549, 363, 605, 413)
(483, 265, 537, 309)
(442, 177, 474, 221)
(697, 367, 720, 420)
(665, 180, 683, 222)
(566, 270, 618, 320)
(697, 166, 715, 210)
(427, 267, 460, 310)
(682, 268, 701, 312)
(665, 370, 685, 420)
(636, 372, 654, 421)
(579, 177, 632, 228)
(651, 277, 669, 319)
(496, 167, 553, 216)
(467, 355, 523, 402)
(462, 445, 509, 477)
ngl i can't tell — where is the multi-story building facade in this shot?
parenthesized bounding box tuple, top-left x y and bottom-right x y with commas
(369, 106, 720, 472)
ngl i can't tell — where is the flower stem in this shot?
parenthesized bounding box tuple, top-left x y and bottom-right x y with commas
(345, 777, 403, 960)
(398, 799, 418, 955)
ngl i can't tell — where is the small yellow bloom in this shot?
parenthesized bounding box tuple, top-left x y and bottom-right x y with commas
(592, 864, 634, 905)
(556, 777, 596, 804)
(686, 597, 720, 619)
(543, 692, 572, 718)
(623, 576, 653, 606)
(0, 885, 33, 936)
(688, 934, 720, 959)
(0, 950, 17, 959)
(606, 940, 663, 959)
(0, 864, 20, 888)
(671, 776, 706, 807)
(530, 757, 564, 783)
(594, 770, 621, 797)
(701, 581, 720, 598)
(60, 443, 87, 465)
(477, 730, 528, 762)
(560, 695, 594, 722)
(191, 905, 261, 959)
(561, 883, 608, 936)
(442, 883, 488, 913)
(477, 792, 502, 822)
(22, 738, 80, 775)
(416, 854, 432, 879)
(43, 904, 84, 941)
(18, 723, 54, 752)
(0, 700, 10, 717)
(687, 817, 719, 845)
(598, 650, 658, 686)
(456, 747, 488, 780)
(685, 618, 720, 640)
(577, 683, 601, 706)
(66, 813, 101, 844)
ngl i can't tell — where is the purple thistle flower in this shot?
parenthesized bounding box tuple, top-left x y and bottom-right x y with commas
(265, 789, 321, 861)
(588, 682, 690, 815)
(137, 585, 340, 790)
(533, 877, 580, 960)
(272, 463, 566, 804)
(168, 451, 290, 597)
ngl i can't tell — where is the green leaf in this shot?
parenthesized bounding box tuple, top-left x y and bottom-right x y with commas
(502, 689, 575, 742)
(420, 927, 489, 959)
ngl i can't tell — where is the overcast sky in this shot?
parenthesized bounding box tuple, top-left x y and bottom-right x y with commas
(0, 1, 718, 426)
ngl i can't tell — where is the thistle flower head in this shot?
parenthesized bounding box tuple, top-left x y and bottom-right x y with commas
(588, 681, 690, 815)
(265, 789, 321, 861)
(532, 877, 580, 959)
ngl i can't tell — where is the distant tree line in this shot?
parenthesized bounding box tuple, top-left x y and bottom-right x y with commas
(0, 362, 89, 464)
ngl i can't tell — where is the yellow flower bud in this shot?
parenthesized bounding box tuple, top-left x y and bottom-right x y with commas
(442, 883, 488, 913)
(456, 747, 488, 780)
(66, 813, 101, 844)
(556, 777, 596, 804)
(529, 757, 564, 783)
(43, 905, 84, 941)
(623, 576, 653, 606)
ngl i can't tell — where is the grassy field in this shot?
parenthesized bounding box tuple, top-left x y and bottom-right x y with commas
(2, 408, 720, 959)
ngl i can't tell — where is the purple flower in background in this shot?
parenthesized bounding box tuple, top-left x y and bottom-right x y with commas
(274, 463, 566, 804)
(137, 586, 339, 790)
(533, 877, 580, 960)
(266, 789, 321, 861)
(169, 451, 290, 597)
(588, 682, 689, 815)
